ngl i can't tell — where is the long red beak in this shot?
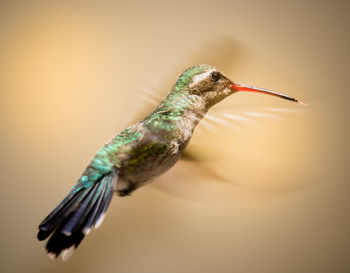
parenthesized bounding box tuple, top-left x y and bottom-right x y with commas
(228, 83, 306, 105)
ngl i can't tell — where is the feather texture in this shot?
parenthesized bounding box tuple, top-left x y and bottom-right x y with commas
(37, 169, 117, 260)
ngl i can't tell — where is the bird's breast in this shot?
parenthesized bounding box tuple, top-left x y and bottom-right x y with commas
(115, 116, 196, 191)
(118, 138, 183, 183)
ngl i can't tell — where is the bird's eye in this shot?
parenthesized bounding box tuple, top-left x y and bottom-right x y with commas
(210, 71, 221, 82)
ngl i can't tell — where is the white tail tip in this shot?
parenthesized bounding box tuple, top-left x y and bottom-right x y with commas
(94, 213, 106, 229)
(61, 246, 75, 261)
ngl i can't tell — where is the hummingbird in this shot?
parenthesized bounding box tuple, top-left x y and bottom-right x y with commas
(37, 64, 304, 260)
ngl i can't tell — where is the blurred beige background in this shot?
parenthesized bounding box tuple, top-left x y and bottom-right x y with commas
(0, 1, 349, 273)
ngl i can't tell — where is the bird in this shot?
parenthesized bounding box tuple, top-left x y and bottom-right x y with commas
(37, 64, 305, 260)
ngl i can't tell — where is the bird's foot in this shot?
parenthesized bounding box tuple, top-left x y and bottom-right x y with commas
(117, 184, 135, 197)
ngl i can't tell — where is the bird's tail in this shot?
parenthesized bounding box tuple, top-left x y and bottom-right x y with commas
(37, 169, 117, 261)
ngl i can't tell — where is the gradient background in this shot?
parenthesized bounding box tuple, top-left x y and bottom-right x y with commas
(1, 1, 349, 273)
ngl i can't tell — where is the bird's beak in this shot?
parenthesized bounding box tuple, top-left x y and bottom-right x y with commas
(227, 83, 306, 105)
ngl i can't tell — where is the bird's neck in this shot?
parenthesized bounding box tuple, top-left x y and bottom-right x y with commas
(159, 90, 207, 123)
(144, 90, 207, 138)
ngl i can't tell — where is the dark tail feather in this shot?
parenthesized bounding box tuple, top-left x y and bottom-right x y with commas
(37, 169, 117, 260)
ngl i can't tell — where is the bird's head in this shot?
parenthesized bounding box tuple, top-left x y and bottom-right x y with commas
(171, 64, 305, 111)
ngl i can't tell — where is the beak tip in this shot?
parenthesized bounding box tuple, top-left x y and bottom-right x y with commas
(297, 100, 307, 106)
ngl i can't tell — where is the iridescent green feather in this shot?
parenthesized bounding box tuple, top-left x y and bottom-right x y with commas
(127, 141, 167, 171)
(145, 65, 208, 133)
(72, 127, 141, 193)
